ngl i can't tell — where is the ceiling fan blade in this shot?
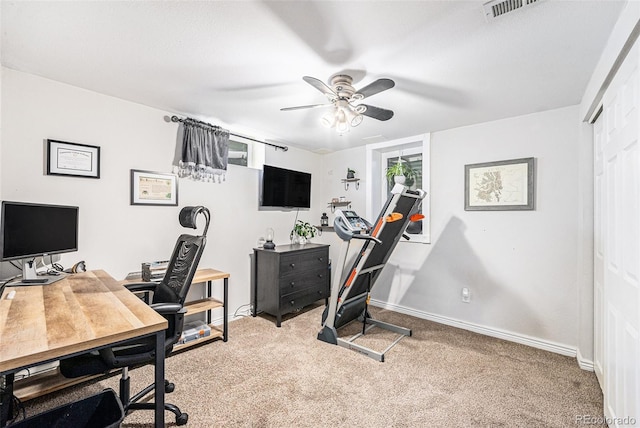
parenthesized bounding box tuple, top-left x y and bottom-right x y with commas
(303, 76, 338, 100)
(280, 103, 333, 111)
(354, 78, 395, 99)
(360, 104, 394, 121)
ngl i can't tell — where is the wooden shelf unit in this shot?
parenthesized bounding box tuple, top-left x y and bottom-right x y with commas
(13, 369, 105, 402)
(173, 296, 224, 352)
(123, 267, 230, 346)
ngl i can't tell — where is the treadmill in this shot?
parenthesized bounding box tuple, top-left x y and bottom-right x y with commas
(318, 183, 426, 361)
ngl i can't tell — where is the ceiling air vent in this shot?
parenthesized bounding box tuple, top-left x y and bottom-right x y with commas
(483, 0, 544, 19)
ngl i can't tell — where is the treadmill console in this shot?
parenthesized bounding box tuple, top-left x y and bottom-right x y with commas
(335, 210, 370, 233)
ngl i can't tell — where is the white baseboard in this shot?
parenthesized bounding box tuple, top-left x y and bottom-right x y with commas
(576, 349, 595, 371)
(370, 299, 579, 359)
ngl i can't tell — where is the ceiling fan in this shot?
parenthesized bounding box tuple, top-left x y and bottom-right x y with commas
(281, 74, 395, 133)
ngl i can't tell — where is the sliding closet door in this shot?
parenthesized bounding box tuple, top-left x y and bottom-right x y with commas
(596, 40, 639, 425)
(593, 112, 604, 389)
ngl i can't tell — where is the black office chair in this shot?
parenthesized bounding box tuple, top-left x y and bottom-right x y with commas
(60, 206, 211, 426)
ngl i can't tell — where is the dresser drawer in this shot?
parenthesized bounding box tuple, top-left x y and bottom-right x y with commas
(279, 249, 328, 277)
(280, 286, 329, 312)
(279, 267, 327, 291)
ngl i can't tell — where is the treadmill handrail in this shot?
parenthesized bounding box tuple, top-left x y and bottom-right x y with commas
(351, 233, 382, 245)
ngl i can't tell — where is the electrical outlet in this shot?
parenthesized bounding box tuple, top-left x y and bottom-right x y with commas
(462, 287, 470, 303)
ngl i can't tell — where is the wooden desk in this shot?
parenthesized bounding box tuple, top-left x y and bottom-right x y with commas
(0, 270, 168, 427)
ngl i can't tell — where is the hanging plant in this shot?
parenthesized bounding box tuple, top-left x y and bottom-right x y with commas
(385, 158, 416, 185)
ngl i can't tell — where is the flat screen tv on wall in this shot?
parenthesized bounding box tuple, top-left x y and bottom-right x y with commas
(260, 165, 311, 209)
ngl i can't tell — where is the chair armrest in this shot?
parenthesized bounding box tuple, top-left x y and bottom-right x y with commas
(124, 281, 158, 293)
(150, 303, 185, 315)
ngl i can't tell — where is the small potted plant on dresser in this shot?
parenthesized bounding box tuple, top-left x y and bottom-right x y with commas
(290, 220, 318, 245)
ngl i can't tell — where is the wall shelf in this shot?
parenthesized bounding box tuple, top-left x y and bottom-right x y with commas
(327, 201, 351, 212)
(341, 178, 360, 191)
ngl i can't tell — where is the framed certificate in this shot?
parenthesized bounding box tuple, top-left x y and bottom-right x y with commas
(46, 140, 101, 178)
(130, 169, 179, 206)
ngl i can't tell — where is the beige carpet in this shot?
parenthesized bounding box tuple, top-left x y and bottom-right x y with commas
(22, 304, 604, 427)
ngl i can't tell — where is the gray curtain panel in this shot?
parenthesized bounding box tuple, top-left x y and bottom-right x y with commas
(175, 118, 229, 182)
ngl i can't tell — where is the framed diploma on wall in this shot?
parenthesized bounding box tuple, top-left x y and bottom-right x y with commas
(130, 169, 179, 206)
(46, 139, 101, 179)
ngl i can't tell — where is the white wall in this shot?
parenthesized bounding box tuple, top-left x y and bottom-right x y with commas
(315, 146, 369, 268)
(0, 68, 324, 319)
(0, 67, 592, 358)
(321, 106, 587, 356)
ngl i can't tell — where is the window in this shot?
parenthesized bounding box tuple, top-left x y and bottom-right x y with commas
(228, 139, 248, 167)
(366, 134, 431, 243)
(227, 135, 265, 170)
(383, 148, 424, 236)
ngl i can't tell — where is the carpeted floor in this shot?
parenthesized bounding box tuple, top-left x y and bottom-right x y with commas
(21, 304, 604, 427)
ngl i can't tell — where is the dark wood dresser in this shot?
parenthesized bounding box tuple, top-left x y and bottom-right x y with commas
(252, 243, 330, 327)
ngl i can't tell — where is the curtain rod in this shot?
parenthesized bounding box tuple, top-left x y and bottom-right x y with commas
(170, 115, 288, 152)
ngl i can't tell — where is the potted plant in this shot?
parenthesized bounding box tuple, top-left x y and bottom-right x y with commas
(290, 220, 318, 244)
(346, 168, 356, 179)
(386, 158, 416, 186)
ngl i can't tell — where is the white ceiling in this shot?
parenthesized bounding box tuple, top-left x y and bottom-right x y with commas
(1, 1, 625, 153)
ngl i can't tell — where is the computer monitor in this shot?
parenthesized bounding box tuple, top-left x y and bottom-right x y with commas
(1, 201, 79, 284)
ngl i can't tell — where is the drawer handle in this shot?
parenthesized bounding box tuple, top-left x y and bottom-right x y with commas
(290, 281, 295, 287)
(289, 263, 295, 268)
(290, 300, 295, 306)
(318, 257, 324, 261)
(317, 274, 323, 278)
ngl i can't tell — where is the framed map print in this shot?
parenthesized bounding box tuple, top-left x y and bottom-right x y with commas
(464, 157, 535, 211)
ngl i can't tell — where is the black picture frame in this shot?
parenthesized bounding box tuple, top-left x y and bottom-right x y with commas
(46, 139, 101, 179)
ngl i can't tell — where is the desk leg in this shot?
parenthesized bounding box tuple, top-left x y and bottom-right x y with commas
(154, 329, 165, 428)
(223, 277, 228, 342)
(206, 280, 212, 325)
(0, 374, 14, 427)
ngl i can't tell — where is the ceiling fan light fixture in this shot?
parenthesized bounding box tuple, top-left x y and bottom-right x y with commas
(283, 74, 395, 135)
(335, 109, 349, 134)
(321, 111, 337, 128)
(336, 120, 350, 134)
(344, 107, 363, 127)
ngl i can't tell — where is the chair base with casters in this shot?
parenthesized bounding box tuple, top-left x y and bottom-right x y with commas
(121, 367, 188, 425)
(60, 206, 211, 426)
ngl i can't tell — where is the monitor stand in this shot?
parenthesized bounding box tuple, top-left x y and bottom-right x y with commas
(19, 259, 66, 285)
